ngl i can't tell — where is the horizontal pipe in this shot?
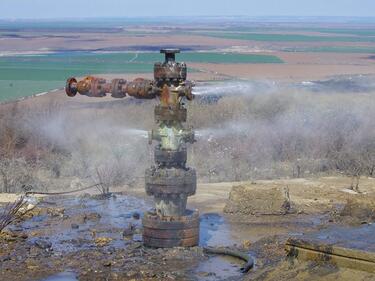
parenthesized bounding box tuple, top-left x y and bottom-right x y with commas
(66, 76, 195, 103)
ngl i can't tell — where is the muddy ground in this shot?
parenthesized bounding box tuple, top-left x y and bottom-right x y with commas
(1, 177, 375, 281)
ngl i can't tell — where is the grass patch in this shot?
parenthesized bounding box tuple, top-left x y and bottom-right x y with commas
(303, 28, 375, 37)
(0, 80, 63, 101)
(284, 46, 375, 54)
(203, 26, 375, 37)
(199, 32, 375, 43)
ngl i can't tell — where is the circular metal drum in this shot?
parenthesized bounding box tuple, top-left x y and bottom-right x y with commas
(143, 209, 200, 248)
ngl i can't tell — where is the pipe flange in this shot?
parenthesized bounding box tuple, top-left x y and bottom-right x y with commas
(154, 62, 187, 83)
(111, 79, 127, 98)
(65, 77, 77, 97)
(143, 209, 200, 248)
(145, 167, 196, 196)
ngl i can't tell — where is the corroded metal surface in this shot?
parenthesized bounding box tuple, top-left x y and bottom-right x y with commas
(154, 49, 187, 83)
(143, 236, 199, 248)
(143, 210, 199, 248)
(126, 78, 158, 99)
(66, 77, 78, 97)
(143, 228, 199, 239)
(65, 76, 160, 99)
(145, 167, 196, 196)
(154, 147, 187, 167)
(154, 105, 187, 122)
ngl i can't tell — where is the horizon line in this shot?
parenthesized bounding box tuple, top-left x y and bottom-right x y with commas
(1, 15, 375, 21)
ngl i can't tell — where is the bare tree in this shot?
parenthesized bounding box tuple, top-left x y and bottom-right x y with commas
(0, 196, 28, 233)
(0, 157, 41, 193)
(93, 165, 118, 196)
(359, 140, 375, 177)
(333, 150, 364, 192)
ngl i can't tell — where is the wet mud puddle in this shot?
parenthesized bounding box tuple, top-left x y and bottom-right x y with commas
(40, 271, 77, 281)
(17, 194, 149, 253)
(198, 213, 244, 280)
(2, 194, 324, 280)
(197, 212, 325, 280)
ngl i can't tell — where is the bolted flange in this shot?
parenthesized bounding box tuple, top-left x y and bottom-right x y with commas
(154, 49, 187, 83)
(142, 209, 200, 248)
(145, 167, 196, 196)
(154, 147, 187, 167)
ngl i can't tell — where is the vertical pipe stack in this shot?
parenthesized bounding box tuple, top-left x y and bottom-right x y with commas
(143, 49, 199, 247)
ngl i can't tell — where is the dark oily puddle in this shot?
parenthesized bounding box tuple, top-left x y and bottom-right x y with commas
(18, 197, 242, 280)
(198, 213, 246, 280)
(40, 271, 78, 281)
(200, 212, 324, 247)
(197, 212, 325, 280)
(10, 194, 149, 253)
(195, 256, 242, 281)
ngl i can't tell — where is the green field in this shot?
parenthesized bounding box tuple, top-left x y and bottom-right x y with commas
(299, 28, 375, 37)
(219, 27, 375, 37)
(284, 46, 375, 53)
(199, 32, 375, 43)
(0, 52, 283, 102)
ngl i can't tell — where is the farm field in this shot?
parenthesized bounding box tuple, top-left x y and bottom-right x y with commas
(0, 52, 283, 101)
(194, 31, 375, 42)
(0, 19, 375, 102)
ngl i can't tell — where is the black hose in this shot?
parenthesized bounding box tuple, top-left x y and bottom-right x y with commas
(203, 246, 254, 273)
(25, 183, 101, 196)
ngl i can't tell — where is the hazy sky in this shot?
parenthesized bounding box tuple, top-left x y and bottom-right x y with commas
(0, 0, 374, 19)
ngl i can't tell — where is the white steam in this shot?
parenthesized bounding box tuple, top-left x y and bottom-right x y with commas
(193, 81, 277, 96)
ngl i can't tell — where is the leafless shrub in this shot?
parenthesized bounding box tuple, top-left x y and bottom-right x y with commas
(359, 138, 375, 177)
(334, 151, 364, 191)
(0, 196, 28, 233)
(0, 157, 41, 193)
(1, 80, 375, 188)
(93, 164, 119, 195)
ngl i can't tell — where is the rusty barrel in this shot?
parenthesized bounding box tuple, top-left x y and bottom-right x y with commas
(143, 209, 200, 248)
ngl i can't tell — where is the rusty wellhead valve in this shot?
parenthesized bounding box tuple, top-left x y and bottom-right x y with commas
(65, 49, 199, 248)
(144, 49, 199, 247)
